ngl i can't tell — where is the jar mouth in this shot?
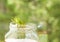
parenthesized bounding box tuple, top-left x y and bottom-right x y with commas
(10, 22, 36, 29)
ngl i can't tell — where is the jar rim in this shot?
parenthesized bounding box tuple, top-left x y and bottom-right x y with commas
(10, 22, 36, 29)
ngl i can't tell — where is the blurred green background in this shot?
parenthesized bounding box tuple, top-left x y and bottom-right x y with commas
(0, 0, 60, 42)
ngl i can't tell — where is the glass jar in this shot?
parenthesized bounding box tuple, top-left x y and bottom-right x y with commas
(5, 22, 39, 42)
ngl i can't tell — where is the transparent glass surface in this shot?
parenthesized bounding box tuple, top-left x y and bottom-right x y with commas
(5, 23, 39, 42)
